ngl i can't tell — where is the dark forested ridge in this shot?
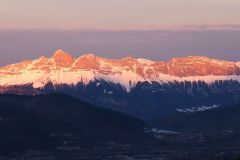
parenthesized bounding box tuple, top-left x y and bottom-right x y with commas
(0, 94, 149, 154)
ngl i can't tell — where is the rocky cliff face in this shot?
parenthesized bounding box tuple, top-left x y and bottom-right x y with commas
(168, 56, 240, 77)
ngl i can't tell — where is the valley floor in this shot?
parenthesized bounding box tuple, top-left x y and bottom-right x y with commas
(1, 130, 240, 160)
(0, 143, 240, 160)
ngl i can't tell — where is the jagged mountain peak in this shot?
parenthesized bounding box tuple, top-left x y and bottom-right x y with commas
(80, 53, 96, 59)
(51, 49, 74, 67)
(73, 53, 99, 70)
(52, 49, 67, 56)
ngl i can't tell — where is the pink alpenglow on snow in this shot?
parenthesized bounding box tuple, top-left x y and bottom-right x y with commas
(0, 50, 239, 92)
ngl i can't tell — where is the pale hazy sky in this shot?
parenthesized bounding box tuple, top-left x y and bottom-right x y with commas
(1, 0, 240, 29)
(0, 0, 239, 66)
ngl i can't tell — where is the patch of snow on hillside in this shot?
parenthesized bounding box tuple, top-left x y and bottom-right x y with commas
(176, 104, 220, 113)
(146, 128, 180, 139)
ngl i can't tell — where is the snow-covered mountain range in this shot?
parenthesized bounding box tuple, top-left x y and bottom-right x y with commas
(0, 49, 240, 120)
(0, 49, 239, 91)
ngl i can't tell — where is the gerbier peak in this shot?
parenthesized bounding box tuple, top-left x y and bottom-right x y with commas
(52, 49, 74, 67)
(52, 49, 71, 57)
